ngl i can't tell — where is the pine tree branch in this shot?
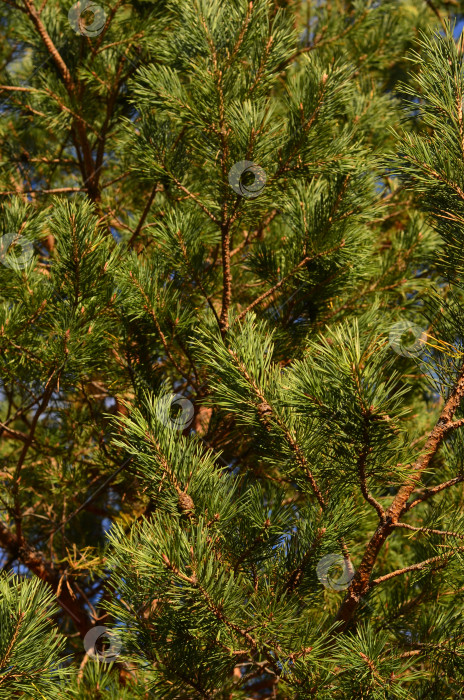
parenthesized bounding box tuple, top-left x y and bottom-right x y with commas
(235, 240, 345, 323)
(127, 182, 159, 248)
(0, 420, 28, 443)
(391, 522, 464, 539)
(89, 0, 126, 56)
(401, 153, 464, 204)
(145, 431, 188, 497)
(275, 78, 329, 178)
(0, 519, 91, 636)
(127, 271, 199, 389)
(160, 552, 285, 681)
(357, 446, 385, 521)
(219, 221, 233, 335)
(0, 610, 24, 669)
(336, 362, 464, 629)
(17, 0, 100, 199)
(276, 9, 368, 72)
(248, 34, 273, 96)
(391, 374, 464, 520)
(11, 365, 62, 542)
(169, 174, 218, 223)
(230, 209, 279, 259)
(20, 0, 75, 92)
(94, 34, 144, 55)
(355, 401, 386, 521)
(207, 15, 234, 338)
(0, 0, 26, 13)
(397, 650, 423, 659)
(280, 527, 326, 597)
(315, 236, 422, 329)
(159, 655, 213, 699)
(424, 0, 448, 34)
(0, 85, 35, 92)
(445, 417, 464, 431)
(6, 83, 102, 138)
(225, 1, 253, 69)
(0, 187, 85, 195)
(48, 456, 132, 539)
(404, 475, 464, 512)
(94, 50, 130, 175)
(233, 519, 271, 575)
(227, 347, 326, 507)
(371, 551, 457, 587)
(175, 228, 221, 328)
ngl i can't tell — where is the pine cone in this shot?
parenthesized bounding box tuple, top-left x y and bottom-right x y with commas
(257, 401, 273, 430)
(178, 491, 194, 514)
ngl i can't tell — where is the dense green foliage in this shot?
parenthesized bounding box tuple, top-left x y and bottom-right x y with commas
(3, 0, 464, 697)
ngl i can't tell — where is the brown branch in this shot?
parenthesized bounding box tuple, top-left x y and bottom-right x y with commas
(335, 363, 464, 629)
(357, 416, 385, 521)
(21, 0, 74, 91)
(445, 416, 464, 431)
(19, 0, 100, 199)
(276, 10, 368, 72)
(424, 0, 448, 34)
(405, 475, 464, 512)
(127, 182, 159, 248)
(226, 1, 253, 68)
(12, 366, 62, 541)
(219, 221, 232, 335)
(226, 348, 326, 508)
(397, 649, 423, 659)
(0, 0, 26, 12)
(90, 0, 126, 56)
(235, 240, 345, 324)
(0, 420, 28, 443)
(0, 399, 36, 442)
(170, 175, 218, 223)
(175, 229, 221, 327)
(127, 271, 198, 388)
(160, 551, 283, 680)
(280, 527, 326, 597)
(352, 383, 386, 520)
(0, 519, 91, 637)
(0, 610, 24, 670)
(233, 519, 272, 575)
(0, 85, 36, 92)
(391, 522, 464, 540)
(390, 373, 464, 522)
(248, 34, 273, 95)
(0, 187, 85, 195)
(371, 551, 457, 587)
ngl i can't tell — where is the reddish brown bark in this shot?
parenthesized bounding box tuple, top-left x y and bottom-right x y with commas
(0, 521, 91, 638)
(336, 366, 464, 629)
